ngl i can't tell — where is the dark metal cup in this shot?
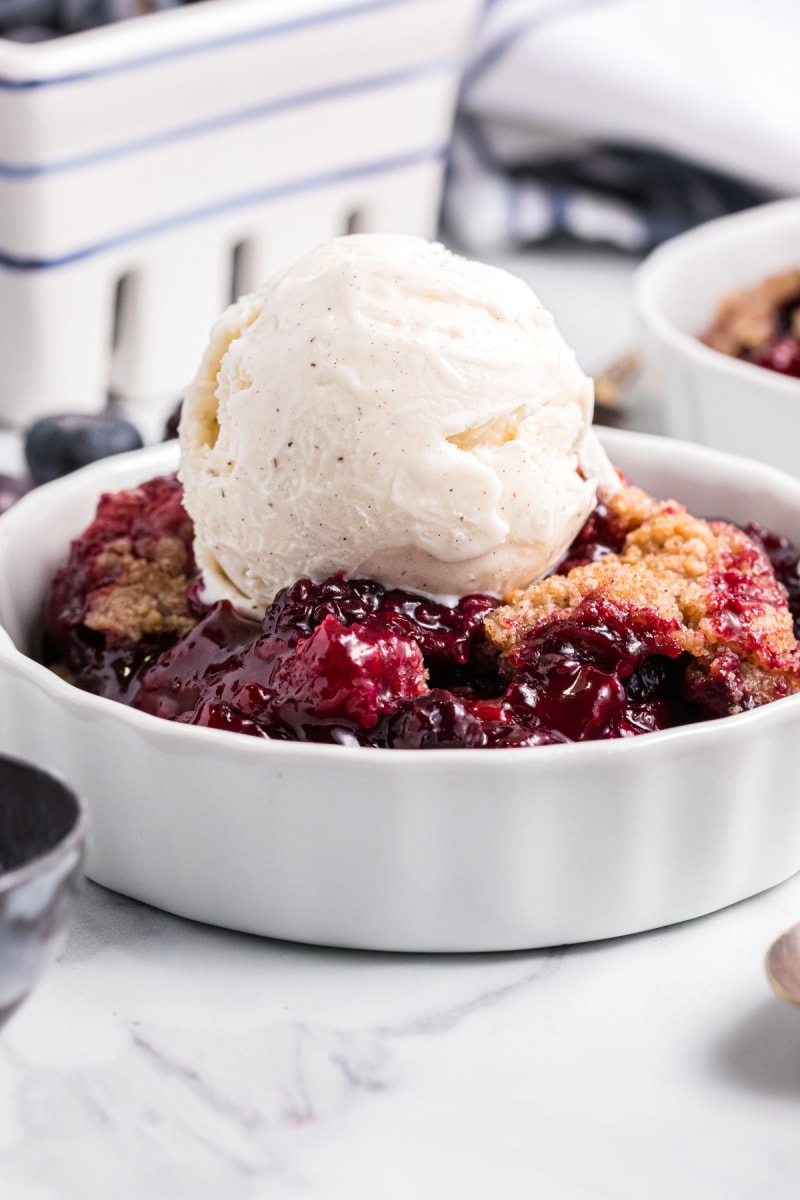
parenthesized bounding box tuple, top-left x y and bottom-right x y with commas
(0, 755, 87, 1027)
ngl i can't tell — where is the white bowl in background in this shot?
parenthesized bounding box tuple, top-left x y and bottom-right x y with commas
(0, 0, 482, 425)
(1, 428, 800, 952)
(633, 198, 800, 476)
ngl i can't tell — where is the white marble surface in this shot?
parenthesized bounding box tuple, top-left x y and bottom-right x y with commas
(2, 245, 800, 1199)
(2, 873, 800, 1200)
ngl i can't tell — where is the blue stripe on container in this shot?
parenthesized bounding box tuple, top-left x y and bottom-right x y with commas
(0, 0, 415, 90)
(0, 57, 454, 178)
(0, 144, 447, 271)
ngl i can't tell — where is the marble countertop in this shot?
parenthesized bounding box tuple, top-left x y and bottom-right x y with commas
(2, 246, 799, 1200)
(3, 873, 800, 1200)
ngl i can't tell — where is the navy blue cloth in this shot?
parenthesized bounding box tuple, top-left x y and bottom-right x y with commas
(444, 0, 781, 252)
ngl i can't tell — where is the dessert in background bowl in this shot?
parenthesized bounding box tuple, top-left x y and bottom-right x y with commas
(0, 756, 86, 1027)
(701, 268, 800, 379)
(634, 198, 800, 476)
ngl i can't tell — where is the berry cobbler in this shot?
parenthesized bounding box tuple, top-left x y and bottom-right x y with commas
(702, 268, 800, 378)
(39, 236, 800, 746)
(42, 469, 800, 749)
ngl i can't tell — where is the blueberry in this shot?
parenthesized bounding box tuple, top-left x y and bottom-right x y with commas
(163, 400, 182, 441)
(25, 413, 144, 485)
(0, 473, 33, 516)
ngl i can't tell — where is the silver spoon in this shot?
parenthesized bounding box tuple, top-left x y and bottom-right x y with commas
(765, 923, 800, 1005)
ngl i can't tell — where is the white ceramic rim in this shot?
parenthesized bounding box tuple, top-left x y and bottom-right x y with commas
(2, 424, 800, 771)
(633, 197, 800, 397)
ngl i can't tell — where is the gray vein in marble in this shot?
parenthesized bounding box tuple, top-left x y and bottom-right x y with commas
(381, 950, 562, 1037)
(0, 883, 565, 1200)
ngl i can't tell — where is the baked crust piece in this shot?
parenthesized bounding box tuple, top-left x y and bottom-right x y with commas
(485, 483, 800, 714)
(45, 474, 197, 657)
(83, 534, 196, 643)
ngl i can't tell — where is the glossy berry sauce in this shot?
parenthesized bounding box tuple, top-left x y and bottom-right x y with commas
(43, 475, 800, 748)
(742, 293, 800, 378)
(743, 523, 800, 639)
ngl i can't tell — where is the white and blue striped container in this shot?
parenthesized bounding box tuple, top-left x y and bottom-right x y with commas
(0, 0, 483, 426)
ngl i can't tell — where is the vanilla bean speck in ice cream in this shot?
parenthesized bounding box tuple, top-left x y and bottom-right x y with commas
(178, 234, 618, 617)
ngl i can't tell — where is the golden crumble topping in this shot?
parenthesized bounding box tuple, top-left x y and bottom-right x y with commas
(486, 483, 800, 713)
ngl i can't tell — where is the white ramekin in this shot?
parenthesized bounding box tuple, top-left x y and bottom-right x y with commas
(633, 198, 800, 476)
(1, 428, 800, 952)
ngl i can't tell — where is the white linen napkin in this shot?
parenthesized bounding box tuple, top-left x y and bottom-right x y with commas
(444, 0, 797, 252)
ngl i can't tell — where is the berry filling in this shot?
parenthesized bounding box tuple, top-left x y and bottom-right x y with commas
(744, 522, 800, 639)
(42, 474, 800, 748)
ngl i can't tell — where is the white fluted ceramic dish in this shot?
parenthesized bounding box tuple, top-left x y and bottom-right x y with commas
(1, 428, 800, 951)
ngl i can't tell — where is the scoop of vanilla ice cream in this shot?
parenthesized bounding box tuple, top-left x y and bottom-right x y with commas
(179, 234, 618, 616)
